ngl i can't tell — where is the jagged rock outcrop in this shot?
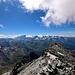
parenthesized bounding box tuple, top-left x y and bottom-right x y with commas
(3, 42, 75, 75)
(9, 52, 39, 75)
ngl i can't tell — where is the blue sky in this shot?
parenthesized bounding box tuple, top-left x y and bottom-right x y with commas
(0, 0, 75, 38)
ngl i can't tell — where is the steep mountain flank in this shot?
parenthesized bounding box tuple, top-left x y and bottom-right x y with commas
(3, 42, 75, 75)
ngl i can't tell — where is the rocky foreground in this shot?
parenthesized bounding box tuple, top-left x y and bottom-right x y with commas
(3, 42, 75, 75)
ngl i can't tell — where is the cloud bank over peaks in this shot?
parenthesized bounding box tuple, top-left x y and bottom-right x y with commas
(19, 0, 75, 27)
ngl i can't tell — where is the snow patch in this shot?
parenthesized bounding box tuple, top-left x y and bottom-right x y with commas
(57, 52, 64, 56)
(47, 52, 57, 59)
(2, 72, 10, 75)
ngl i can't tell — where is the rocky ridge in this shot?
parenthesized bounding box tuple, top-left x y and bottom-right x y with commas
(3, 42, 75, 75)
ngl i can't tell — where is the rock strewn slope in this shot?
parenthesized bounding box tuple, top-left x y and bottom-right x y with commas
(3, 42, 75, 75)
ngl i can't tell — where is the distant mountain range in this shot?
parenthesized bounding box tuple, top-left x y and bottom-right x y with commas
(15, 35, 75, 49)
(0, 35, 75, 50)
(0, 35, 75, 41)
(13, 35, 75, 41)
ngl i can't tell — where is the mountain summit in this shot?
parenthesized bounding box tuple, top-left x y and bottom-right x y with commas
(3, 42, 75, 75)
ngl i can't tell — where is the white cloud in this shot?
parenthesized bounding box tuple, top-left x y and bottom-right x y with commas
(0, 0, 11, 2)
(19, 0, 42, 11)
(19, 0, 75, 27)
(0, 24, 4, 28)
(9, 34, 23, 38)
(5, 7, 8, 11)
(0, 0, 15, 5)
(62, 31, 75, 37)
(0, 34, 6, 38)
(0, 34, 23, 38)
(5, 8, 8, 11)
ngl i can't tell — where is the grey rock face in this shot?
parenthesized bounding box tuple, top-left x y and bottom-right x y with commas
(3, 42, 75, 75)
